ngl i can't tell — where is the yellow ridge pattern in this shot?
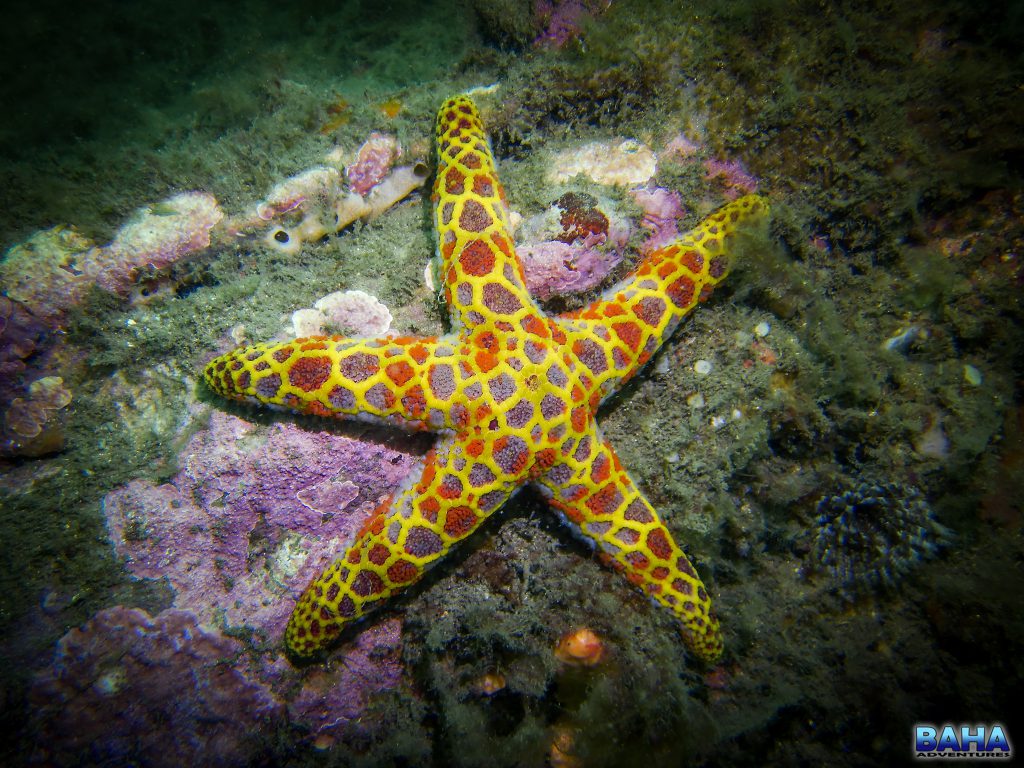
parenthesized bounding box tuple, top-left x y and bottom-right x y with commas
(204, 94, 769, 663)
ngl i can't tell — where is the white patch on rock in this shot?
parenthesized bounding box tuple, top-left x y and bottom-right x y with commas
(548, 139, 657, 186)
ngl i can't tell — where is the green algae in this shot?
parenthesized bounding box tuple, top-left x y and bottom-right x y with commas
(2, 0, 1024, 765)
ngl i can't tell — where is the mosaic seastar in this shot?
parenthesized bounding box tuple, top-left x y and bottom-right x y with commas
(204, 95, 769, 663)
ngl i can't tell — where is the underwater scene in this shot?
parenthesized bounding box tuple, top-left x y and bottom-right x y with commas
(1, 0, 1021, 765)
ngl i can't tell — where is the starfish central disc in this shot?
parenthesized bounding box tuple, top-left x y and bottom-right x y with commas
(203, 94, 770, 663)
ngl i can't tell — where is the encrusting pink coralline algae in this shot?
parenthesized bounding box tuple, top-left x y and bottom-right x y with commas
(28, 409, 422, 761)
(102, 410, 418, 636)
(30, 606, 282, 768)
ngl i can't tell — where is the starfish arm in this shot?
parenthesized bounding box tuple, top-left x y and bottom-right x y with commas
(286, 432, 519, 656)
(433, 95, 540, 332)
(204, 334, 485, 430)
(559, 194, 770, 404)
(534, 430, 723, 663)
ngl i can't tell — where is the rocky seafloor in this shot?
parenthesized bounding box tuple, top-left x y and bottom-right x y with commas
(1, 1, 1022, 766)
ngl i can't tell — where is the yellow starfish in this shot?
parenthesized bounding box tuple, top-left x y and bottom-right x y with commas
(204, 95, 769, 663)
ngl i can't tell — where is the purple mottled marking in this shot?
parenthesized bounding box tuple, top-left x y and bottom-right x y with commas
(547, 464, 572, 485)
(255, 373, 282, 399)
(479, 489, 506, 511)
(405, 526, 443, 558)
(328, 385, 355, 411)
(624, 499, 653, 524)
(488, 373, 515, 403)
(481, 283, 522, 315)
(365, 382, 392, 411)
(429, 363, 456, 401)
(573, 435, 591, 462)
(672, 578, 693, 596)
(545, 365, 568, 388)
(468, 463, 496, 487)
(493, 435, 527, 475)
(505, 400, 534, 429)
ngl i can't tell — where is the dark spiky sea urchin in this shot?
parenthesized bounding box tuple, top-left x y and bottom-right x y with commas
(809, 482, 952, 599)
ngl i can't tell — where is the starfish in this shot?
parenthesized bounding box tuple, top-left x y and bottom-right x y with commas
(204, 95, 769, 663)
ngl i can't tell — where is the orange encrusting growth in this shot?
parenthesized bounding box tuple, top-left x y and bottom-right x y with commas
(202, 94, 770, 664)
